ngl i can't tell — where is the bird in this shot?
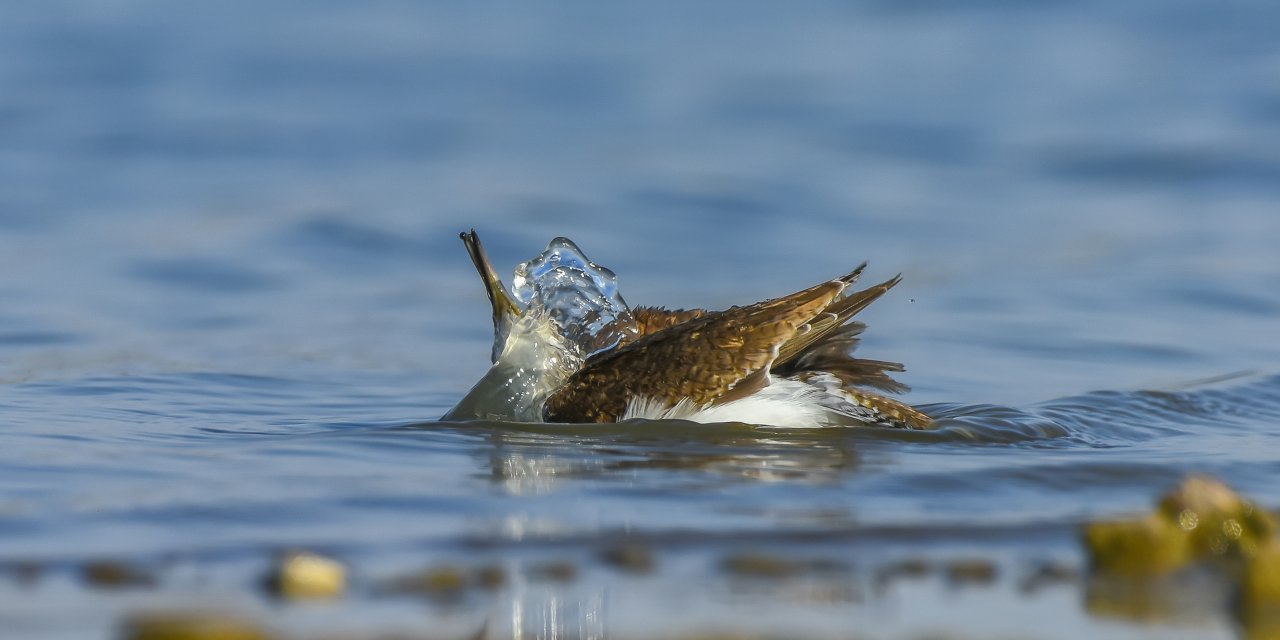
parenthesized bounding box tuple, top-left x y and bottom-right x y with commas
(443, 230, 930, 429)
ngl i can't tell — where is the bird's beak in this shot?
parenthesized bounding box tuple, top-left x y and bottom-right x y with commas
(460, 229, 523, 363)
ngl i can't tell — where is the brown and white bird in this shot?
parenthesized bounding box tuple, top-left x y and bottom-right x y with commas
(443, 230, 930, 429)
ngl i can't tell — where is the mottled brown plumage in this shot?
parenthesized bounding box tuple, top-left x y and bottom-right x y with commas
(833, 385, 932, 429)
(627, 305, 711, 343)
(619, 268, 910, 394)
(775, 323, 907, 393)
(544, 270, 865, 423)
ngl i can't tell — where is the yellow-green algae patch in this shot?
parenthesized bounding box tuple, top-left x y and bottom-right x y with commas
(1156, 475, 1275, 558)
(262, 551, 346, 601)
(1084, 474, 1280, 630)
(1241, 542, 1280, 627)
(1086, 475, 1277, 576)
(120, 611, 271, 640)
(1084, 513, 1191, 576)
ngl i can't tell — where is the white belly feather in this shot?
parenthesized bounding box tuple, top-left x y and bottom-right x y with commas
(621, 375, 858, 428)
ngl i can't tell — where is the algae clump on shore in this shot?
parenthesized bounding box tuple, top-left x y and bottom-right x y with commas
(1084, 474, 1280, 627)
(262, 551, 346, 600)
(1086, 475, 1277, 576)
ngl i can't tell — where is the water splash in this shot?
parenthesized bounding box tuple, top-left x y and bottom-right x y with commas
(444, 237, 639, 422)
(512, 237, 640, 358)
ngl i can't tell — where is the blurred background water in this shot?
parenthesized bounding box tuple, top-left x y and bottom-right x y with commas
(1, 1, 1279, 638)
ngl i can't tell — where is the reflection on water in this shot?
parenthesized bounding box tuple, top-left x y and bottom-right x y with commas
(480, 424, 862, 495)
(1085, 571, 1231, 626)
(492, 584, 606, 640)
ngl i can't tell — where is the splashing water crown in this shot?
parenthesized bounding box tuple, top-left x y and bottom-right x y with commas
(511, 237, 640, 358)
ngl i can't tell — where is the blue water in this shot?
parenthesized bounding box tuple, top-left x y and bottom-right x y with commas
(2, 1, 1280, 638)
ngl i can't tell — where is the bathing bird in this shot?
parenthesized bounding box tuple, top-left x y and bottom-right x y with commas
(444, 230, 930, 429)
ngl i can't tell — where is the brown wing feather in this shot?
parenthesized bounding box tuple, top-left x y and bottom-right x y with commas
(774, 323, 909, 394)
(840, 387, 933, 429)
(544, 272, 858, 423)
(774, 272, 897, 368)
(626, 278, 909, 393)
(626, 307, 708, 344)
(768, 273, 913, 398)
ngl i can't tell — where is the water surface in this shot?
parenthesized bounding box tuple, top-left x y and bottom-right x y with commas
(2, 1, 1279, 638)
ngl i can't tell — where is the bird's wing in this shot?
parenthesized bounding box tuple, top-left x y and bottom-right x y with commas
(770, 273, 912, 394)
(773, 269, 896, 368)
(544, 269, 862, 423)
